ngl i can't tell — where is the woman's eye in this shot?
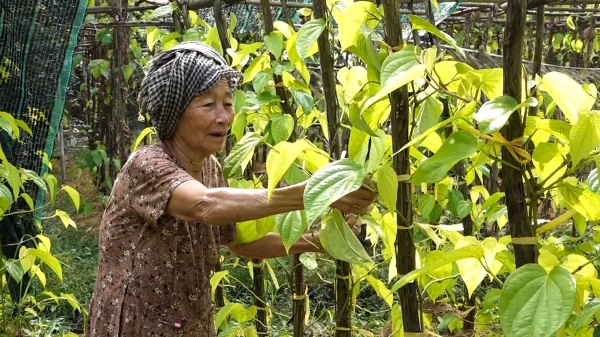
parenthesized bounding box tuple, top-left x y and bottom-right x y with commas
(202, 102, 214, 107)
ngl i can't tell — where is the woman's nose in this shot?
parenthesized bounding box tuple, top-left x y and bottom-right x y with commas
(214, 104, 231, 125)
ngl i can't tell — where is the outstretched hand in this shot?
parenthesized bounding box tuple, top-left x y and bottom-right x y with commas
(330, 182, 378, 215)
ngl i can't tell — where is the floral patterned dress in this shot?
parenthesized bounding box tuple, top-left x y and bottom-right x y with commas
(87, 143, 237, 337)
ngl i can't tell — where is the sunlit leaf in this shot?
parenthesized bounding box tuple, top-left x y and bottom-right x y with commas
(569, 110, 600, 167)
(266, 140, 311, 199)
(146, 27, 161, 51)
(232, 216, 275, 244)
(210, 270, 229, 298)
(55, 210, 77, 229)
(377, 165, 397, 214)
(558, 178, 600, 221)
(365, 275, 393, 308)
(532, 142, 566, 188)
(539, 72, 587, 123)
(408, 15, 465, 59)
(29, 248, 63, 282)
(271, 114, 295, 143)
(296, 18, 325, 59)
(380, 45, 421, 87)
(61, 185, 80, 212)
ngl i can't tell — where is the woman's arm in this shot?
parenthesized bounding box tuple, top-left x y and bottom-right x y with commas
(165, 179, 375, 225)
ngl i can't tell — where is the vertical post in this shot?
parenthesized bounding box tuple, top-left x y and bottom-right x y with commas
(501, 0, 537, 267)
(313, 0, 349, 335)
(252, 259, 268, 336)
(383, 0, 421, 333)
(110, 0, 130, 182)
(58, 121, 67, 185)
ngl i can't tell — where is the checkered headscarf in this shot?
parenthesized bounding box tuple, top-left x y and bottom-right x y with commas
(138, 42, 243, 140)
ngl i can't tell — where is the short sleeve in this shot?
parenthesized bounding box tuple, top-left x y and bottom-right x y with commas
(211, 157, 237, 245)
(123, 147, 193, 226)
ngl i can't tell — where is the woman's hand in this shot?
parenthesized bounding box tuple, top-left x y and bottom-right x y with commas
(330, 183, 378, 215)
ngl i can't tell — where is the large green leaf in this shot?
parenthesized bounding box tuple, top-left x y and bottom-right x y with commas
(558, 178, 600, 221)
(475, 96, 518, 134)
(380, 45, 421, 87)
(275, 210, 307, 253)
(271, 114, 295, 143)
(223, 132, 265, 179)
(264, 32, 284, 59)
(303, 159, 366, 225)
(414, 96, 443, 138)
(532, 142, 566, 188)
(377, 164, 398, 214)
(266, 140, 311, 199)
(320, 209, 371, 264)
(569, 110, 600, 167)
(474, 96, 537, 134)
(407, 15, 465, 59)
(499, 264, 576, 337)
(412, 130, 479, 184)
(390, 246, 484, 293)
(539, 72, 586, 123)
(296, 18, 325, 59)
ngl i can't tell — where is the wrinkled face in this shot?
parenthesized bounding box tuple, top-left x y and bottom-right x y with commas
(172, 79, 234, 158)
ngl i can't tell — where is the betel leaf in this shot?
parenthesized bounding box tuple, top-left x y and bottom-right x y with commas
(61, 185, 80, 212)
(223, 132, 265, 179)
(29, 248, 63, 282)
(232, 216, 275, 245)
(412, 130, 478, 184)
(275, 210, 307, 253)
(380, 45, 421, 87)
(266, 140, 311, 199)
(376, 164, 397, 214)
(299, 253, 318, 270)
(572, 300, 600, 332)
(455, 236, 487, 298)
(146, 27, 161, 51)
(532, 142, 566, 188)
(474, 96, 537, 134)
(320, 209, 372, 264)
(270, 114, 294, 143)
(264, 31, 284, 59)
(303, 159, 366, 225)
(348, 103, 378, 137)
(390, 246, 484, 293)
(475, 96, 517, 134)
(407, 15, 465, 59)
(499, 264, 576, 337)
(365, 275, 393, 308)
(569, 110, 600, 167)
(558, 178, 600, 221)
(149, 4, 174, 19)
(538, 72, 587, 123)
(296, 18, 325, 59)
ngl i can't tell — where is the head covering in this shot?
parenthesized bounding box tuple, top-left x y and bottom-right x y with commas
(138, 42, 243, 140)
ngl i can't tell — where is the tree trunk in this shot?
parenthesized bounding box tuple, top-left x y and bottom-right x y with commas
(501, 0, 537, 267)
(383, 0, 421, 332)
(252, 259, 269, 336)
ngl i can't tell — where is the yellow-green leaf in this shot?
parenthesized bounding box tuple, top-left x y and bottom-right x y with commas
(539, 72, 586, 123)
(569, 110, 600, 167)
(320, 209, 372, 264)
(61, 185, 80, 212)
(455, 236, 487, 298)
(558, 178, 600, 221)
(532, 142, 566, 188)
(377, 165, 397, 214)
(146, 27, 161, 51)
(266, 140, 310, 199)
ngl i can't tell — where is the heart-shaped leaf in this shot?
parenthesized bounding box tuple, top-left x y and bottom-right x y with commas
(303, 159, 366, 225)
(499, 264, 576, 337)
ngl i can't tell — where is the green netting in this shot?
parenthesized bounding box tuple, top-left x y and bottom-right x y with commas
(0, 0, 88, 233)
(196, 1, 459, 38)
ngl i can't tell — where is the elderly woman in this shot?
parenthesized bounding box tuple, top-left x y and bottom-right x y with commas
(86, 42, 376, 336)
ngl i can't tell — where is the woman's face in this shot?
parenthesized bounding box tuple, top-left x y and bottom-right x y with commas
(172, 79, 234, 158)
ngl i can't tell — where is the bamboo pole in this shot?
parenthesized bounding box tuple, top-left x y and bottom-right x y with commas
(501, 0, 538, 268)
(383, 0, 421, 333)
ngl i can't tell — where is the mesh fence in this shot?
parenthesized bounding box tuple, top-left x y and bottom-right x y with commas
(196, 1, 459, 39)
(0, 1, 88, 236)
